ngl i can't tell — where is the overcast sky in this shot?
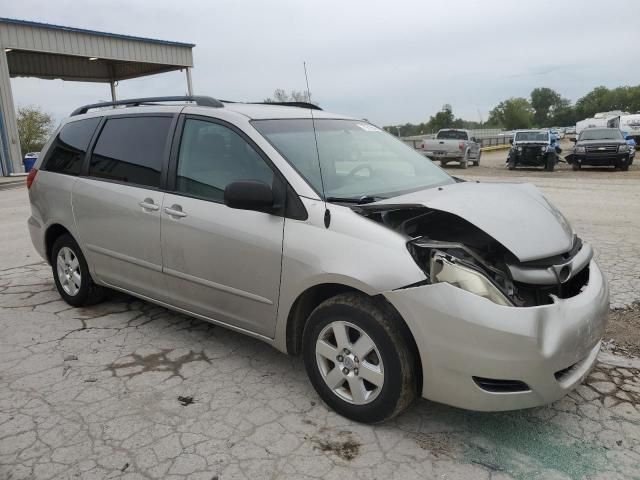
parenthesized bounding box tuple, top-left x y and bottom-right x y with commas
(3, 0, 640, 126)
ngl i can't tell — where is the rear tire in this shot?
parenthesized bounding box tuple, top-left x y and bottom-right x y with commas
(302, 293, 418, 424)
(440, 160, 447, 167)
(51, 234, 107, 307)
(472, 150, 481, 166)
(460, 151, 469, 169)
(572, 162, 581, 171)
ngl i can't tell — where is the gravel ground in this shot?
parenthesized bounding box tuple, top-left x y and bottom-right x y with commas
(1, 154, 640, 480)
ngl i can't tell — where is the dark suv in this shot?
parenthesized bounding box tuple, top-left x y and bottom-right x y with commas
(570, 128, 631, 171)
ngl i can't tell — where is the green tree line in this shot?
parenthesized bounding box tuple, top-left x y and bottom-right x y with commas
(384, 84, 640, 135)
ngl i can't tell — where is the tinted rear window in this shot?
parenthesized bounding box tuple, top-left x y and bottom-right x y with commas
(436, 130, 468, 140)
(42, 117, 101, 175)
(89, 116, 172, 188)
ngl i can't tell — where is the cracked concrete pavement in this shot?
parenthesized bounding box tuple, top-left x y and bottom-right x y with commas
(1, 166, 640, 480)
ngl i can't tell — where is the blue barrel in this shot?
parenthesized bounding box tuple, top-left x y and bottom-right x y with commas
(23, 156, 37, 172)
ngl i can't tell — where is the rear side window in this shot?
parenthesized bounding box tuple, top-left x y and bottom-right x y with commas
(42, 117, 101, 175)
(89, 116, 172, 188)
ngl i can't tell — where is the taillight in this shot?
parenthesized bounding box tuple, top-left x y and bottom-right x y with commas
(26, 168, 38, 189)
(459, 142, 464, 150)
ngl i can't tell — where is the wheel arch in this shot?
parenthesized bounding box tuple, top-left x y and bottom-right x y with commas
(285, 283, 361, 356)
(284, 283, 423, 393)
(45, 223, 73, 264)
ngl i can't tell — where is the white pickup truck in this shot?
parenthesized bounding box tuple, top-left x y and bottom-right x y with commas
(421, 129, 481, 168)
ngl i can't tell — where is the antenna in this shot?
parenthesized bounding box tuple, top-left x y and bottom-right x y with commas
(304, 61, 330, 227)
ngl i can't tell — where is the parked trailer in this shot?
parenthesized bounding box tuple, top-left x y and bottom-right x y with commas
(576, 111, 627, 138)
(576, 117, 608, 137)
(608, 114, 640, 145)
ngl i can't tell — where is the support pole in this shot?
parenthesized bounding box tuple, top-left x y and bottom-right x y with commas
(0, 44, 22, 175)
(185, 68, 193, 96)
(110, 80, 117, 102)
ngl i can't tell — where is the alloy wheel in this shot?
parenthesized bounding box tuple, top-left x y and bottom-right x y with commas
(315, 321, 384, 405)
(56, 246, 81, 296)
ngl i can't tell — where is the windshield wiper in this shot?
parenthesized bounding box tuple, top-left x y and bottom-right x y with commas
(326, 195, 383, 204)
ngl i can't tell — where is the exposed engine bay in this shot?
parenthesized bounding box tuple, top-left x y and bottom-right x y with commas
(352, 204, 591, 307)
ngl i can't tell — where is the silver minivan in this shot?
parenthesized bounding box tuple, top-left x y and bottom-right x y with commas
(27, 96, 609, 423)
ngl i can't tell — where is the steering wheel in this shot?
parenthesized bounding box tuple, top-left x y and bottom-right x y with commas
(348, 164, 373, 177)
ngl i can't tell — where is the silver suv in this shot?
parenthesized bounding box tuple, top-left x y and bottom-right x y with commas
(27, 96, 608, 423)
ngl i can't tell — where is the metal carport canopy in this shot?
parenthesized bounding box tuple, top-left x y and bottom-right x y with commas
(0, 17, 195, 175)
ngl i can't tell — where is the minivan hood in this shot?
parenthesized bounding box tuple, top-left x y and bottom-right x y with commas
(373, 182, 574, 262)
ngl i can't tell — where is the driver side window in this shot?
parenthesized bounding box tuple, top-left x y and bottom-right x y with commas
(176, 119, 274, 202)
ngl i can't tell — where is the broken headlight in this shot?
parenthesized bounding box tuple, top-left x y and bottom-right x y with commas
(429, 251, 512, 306)
(407, 239, 514, 306)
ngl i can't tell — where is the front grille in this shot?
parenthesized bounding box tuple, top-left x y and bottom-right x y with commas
(514, 265, 590, 306)
(585, 144, 618, 154)
(473, 377, 530, 393)
(522, 147, 544, 160)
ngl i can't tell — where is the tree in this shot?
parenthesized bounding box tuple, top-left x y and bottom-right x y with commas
(425, 104, 455, 132)
(264, 88, 315, 104)
(382, 104, 484, 137)
(574, 85, 640, 119)
(17, 106, 54, 156)
(574, 86, 612, 119)
(530, 87, 562, 126)
(487, 98, 534, 129)
(550, 98, 578, 127)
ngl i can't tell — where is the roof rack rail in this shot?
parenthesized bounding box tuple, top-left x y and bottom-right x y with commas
(70, 95, 224, 116)
(254, 101, 323, 111)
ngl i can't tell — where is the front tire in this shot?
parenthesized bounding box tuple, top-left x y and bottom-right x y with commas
(51, 234, 107, 307)
(302, 293, 418, 424)
(619, 158, 629, 171)
(545, 154, 555, 172)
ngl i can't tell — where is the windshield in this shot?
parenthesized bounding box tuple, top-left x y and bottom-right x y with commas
(252, 119, 454, 200)
(514, 131, 548, 142)
(579, 129, 623, 141)
(436, 130, 468, 140)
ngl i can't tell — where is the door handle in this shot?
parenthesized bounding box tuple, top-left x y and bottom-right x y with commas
(164, 205, 187, 218)
(139, 198, 159, 211)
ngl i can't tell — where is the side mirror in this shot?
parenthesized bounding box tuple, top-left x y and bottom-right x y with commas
(224, 180, 274, 212)
(509, 138, 514, 144)
(470, 137, 477, 143)
(570, 137, 577, 143)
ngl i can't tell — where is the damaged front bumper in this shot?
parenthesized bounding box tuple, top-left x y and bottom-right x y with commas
(384, 258, 609, 411)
